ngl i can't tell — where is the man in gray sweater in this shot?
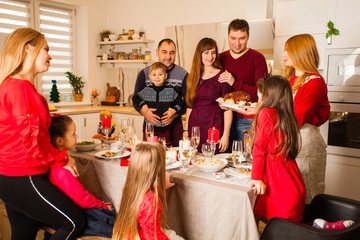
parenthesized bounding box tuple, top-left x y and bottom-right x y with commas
(133, 39, 188, 146)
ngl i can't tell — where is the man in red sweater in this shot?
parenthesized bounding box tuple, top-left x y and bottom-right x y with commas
(218, 18, 268, 143)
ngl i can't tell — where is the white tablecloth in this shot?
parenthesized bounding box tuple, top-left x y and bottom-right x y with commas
(69, 150, 259, 240)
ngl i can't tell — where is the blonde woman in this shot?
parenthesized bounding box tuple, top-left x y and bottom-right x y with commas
(0, 28, 85, 239)
(282, 34, 330, 203)
(184, 38, 233, 153)
(112, 143, 182, 240)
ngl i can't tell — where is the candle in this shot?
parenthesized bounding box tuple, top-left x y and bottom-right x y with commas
(147, 136, 158, 143)
(182, 138, 191, 150)
(92, 89, 97, 95)
(102, 116, 111, 128)
(166, 147, 177, 162)
(208, 127, 219, 143)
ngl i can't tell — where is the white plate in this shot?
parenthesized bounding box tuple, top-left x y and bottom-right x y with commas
(95, 150, 131, 159)
(166, 161, 182, 170)
(218, 101, 256, 110)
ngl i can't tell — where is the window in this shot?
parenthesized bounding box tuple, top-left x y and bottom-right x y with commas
(0, 0, 75, 99)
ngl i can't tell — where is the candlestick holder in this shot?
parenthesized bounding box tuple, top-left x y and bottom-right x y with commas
(207, 140, 219, 158)
(101, 127, 112, 138)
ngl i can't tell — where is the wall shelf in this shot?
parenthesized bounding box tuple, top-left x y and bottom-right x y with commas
(97, 39, 155, 48)
(97, 59, 154, 67)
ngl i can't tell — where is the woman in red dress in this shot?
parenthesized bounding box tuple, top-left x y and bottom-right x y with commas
(184, 38, 233, 152)
(283, 34, 330, 203)
(250, 76, 306, 222)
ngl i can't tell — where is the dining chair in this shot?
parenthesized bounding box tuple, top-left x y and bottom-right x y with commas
(260, 194, 360, 240)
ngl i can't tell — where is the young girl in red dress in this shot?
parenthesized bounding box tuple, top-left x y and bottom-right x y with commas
(250, 75, 306, 222)
(112, 143, 182, 240)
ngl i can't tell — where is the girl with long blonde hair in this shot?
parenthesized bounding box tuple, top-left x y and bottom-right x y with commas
(184, 38, 233, 153)
(250, 76, 305, 222)
(282, 34, 330, 203)
(0, 28, 85, 239)
(112, 143, 180, 240)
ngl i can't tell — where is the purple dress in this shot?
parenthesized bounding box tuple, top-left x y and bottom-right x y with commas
(188, 70, 233, 152)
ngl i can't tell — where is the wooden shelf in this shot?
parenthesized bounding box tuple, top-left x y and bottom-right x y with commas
(97, 59, 154, 67)
(97, 39, 154, 48)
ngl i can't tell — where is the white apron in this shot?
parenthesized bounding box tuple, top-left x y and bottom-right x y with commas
(296, 123, 327, 204)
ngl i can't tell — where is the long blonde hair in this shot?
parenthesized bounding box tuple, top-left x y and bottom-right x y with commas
(185, 37, 222, 107)
(282, 34, 320, 93)
(112, 143, 167, 240)
(0, 28, 45, 85)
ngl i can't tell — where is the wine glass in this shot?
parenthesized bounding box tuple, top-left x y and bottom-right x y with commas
(179, 140, 197, 174)
(120, 119, 131, 136)
(145, 122, 154, 139)
(127, 127, 137, 148)
(191, 126, 200, 149)
(158, 137, 167, 148)
(232, 140, 244, 168)
(201, 143, 212, 158)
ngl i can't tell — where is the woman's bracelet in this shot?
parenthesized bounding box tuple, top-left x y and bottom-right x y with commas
(183, 129, 188, 132)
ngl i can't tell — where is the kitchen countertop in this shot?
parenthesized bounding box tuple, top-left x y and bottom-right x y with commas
(54, 106, 141, 116)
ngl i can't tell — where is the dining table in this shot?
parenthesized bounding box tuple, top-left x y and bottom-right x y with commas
(69, 149, 259, 240)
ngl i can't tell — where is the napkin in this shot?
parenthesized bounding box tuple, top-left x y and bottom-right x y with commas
(120, 148, 131, 166)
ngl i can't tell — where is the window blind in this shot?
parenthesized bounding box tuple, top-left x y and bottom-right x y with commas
(0, 0, 29, 34)
(38, 3, 74, 98)
(0, 0, 75, 100)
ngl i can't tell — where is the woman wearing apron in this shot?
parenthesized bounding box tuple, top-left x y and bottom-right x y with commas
(282, 34, 330, 203)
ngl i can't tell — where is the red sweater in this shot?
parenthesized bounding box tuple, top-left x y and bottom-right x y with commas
(291, 74, 330, 127)
(0, 78, 67, 176)
(137, 191, 168, 240)
(49, 166, 108, 209)
(219, 49, 268, 118)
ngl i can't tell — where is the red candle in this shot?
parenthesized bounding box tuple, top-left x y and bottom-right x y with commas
(208, 127, 219, 143)
(147, 136, 158, 143)
(102, 116, 111, 128)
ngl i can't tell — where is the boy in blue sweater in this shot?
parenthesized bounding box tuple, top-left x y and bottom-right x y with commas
(132, 62, 184, 146)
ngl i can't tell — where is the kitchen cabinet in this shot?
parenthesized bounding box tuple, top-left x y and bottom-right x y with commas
(69, 113, 99, 139)
(326, 0, 360, 49)
(273, 0, 330, 69)
(97, 39, 154, 67)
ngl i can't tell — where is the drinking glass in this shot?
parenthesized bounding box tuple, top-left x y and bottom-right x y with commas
(179, 140, 197, 174)
(127, 127, 137, 148)
(201, 143, 212, 158)
(120, 118, 131, 135)
(191, 126, 200, 149)
(232, 140, 244, 168)
(158, 137, 167, 148)
(145, 122, 154, 139)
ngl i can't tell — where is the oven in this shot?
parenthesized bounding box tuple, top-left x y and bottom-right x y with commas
(320, 48, 360, 201)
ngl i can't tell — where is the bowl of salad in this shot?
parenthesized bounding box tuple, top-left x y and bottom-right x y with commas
(75, 139, 101, 152)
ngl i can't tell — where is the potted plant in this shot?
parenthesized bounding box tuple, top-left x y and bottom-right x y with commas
(100, 29, 113, 41)
(65, 71, 85, 102)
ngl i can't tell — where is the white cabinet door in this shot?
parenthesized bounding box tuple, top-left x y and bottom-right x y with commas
(68, 113, 99, 139)
(81, 113, 100, 139)
(327, 0, 360, 48)
(274, 0, 330, 37)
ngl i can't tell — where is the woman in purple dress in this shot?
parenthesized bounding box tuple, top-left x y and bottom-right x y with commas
(184, 38, 233, 153)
